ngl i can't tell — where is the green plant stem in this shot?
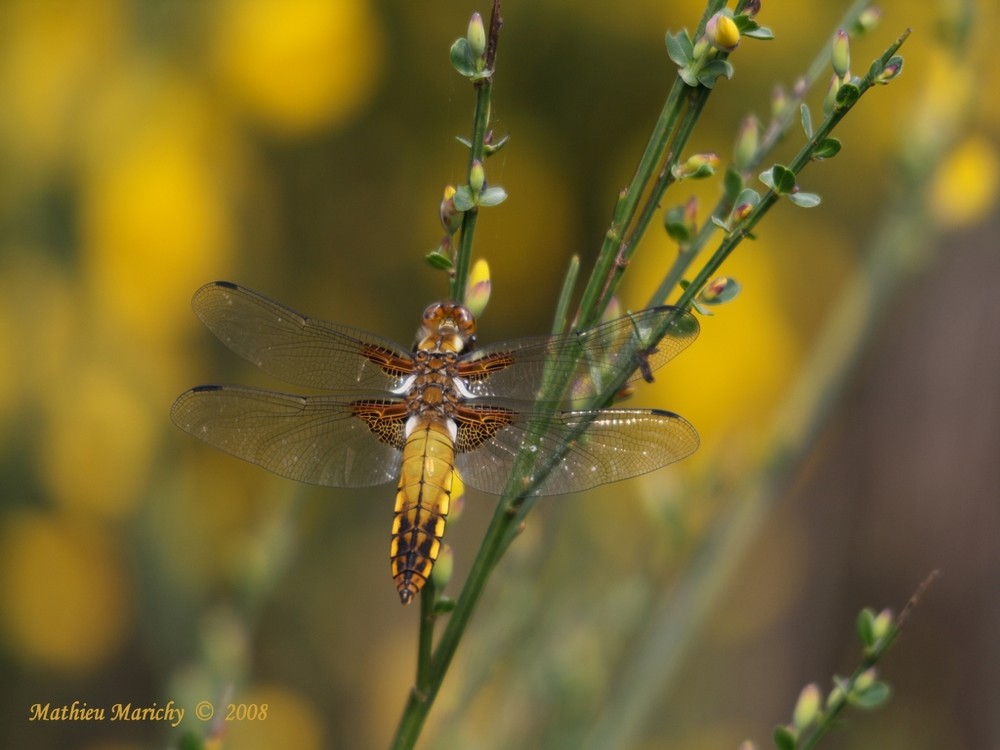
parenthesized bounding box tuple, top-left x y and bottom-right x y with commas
(575, 0, 727, 329)
(390, 495, 519, 750)
(799, 573, 938, 749)
(415, 577, 436, 691)
(582, 30, 949, 750)
(392, 11, 909, 750)
(648, 0, 877, 307)
(674, 28, 910, 312)
(551, 254, 580, 335)
(450, 0, 503, 303)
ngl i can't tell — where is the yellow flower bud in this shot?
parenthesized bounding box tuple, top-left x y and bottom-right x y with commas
(706, 13, 740, 52)
(465, 258, 491, 318)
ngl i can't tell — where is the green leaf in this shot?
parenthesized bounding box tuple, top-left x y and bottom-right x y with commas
(665, 30, 693, 67)
(761, 164, 796, 194)
(449, 38, 476, 77)
(788, 191, 821, 208)
(813, 137, 842, 160)
(678, 66, 699, 87)
(800, 102, 813, 138)
(691, 298, 713, 317)
(856, 608, 876, 647)
(425, 250, 454, 270)
(704, 277, 741, 304)
(178, 732, 205, 750)
(723, 167, 744, 204)
(850, 681, 892, 710)
(478, 186, 508, 207)
(484, 132, 511, 155)
(663, 206, 692, 243)
(835, 81, 861, 109)
(453, 186, 476, 211)
(735, 16, 775, 40)
(710, 215, 730, 231)
(744, 25, 774, 40)
(773, 724, 797, 750)
(735, 187, 761, 208)
(697, 59, 734, 88)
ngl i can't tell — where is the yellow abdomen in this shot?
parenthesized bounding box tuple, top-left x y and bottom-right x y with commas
(390, 418, 455, 605)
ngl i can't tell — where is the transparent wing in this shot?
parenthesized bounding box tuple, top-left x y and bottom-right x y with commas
(460, 306, 699, 406)
(191, 281, 414, 392)
(454, 404, 699, 496)
(170, 385, 406, 487)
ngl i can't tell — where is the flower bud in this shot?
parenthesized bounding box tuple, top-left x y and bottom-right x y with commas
(793, 684, 822, 730)
(676, 152, 720, 179)
(855, 8, 882, 34)
(698, 276, 739, 304)
(464, 258, 491, 318)
(732, 201, 754, 223)
(449, 470, 466, 523)
(875, 56, 903, 84)
(832, 29, 850, 79)
(692, 36, 711, 60)
(823, 73, 841, 115)
(706, 12, 740, 52)
(871, 608, 894, 641)
(469, 159, 485, 193)
(439, 185, 462, 234)
(467, 12, 487, 59)
(733, 115, 760, 171)
(431, 544, 454, 590)
(854, 667, 877, 692)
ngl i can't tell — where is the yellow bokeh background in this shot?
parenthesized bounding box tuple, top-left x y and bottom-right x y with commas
(1, 0, 998, 748)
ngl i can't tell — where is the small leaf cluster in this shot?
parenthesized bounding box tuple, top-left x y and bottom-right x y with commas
(759, 607, 897, 750)
(450, 12, 490, 80)
(665, 8, 772, 89)
(427, 11, 508, 276)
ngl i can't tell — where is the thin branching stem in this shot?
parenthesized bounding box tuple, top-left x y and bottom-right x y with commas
(674, 29, 911, 312)
(450, 0, 504, 303)
(648, 0, 877, 307)
(391, 7, 909, 750)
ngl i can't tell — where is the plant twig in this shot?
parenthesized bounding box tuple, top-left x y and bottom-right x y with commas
(450, 0, 504, 303)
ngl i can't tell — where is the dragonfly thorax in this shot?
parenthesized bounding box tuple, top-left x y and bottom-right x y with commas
(404, 350, 465, 419)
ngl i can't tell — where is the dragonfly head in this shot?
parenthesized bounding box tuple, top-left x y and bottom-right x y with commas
(417, 302, 477, 354)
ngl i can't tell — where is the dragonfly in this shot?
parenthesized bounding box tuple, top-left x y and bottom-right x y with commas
(171, 281, 700, 605)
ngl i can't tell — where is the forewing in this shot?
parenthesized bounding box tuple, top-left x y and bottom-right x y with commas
(170, 385, 406, 487)
(191, 281, 414, 392)
(454, 404, 699, 496)
(460, 306, 699, 406)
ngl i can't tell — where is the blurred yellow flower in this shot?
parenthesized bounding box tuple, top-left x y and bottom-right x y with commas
(211, 0, 385, 136)
(224, 683, 324, 749)
(0, 513, 129, 671)
(0, 0, 127, 174)
(631, 239, 801, 465)
(929, 134, 1000, 228)
(80, 75, 236, 341)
